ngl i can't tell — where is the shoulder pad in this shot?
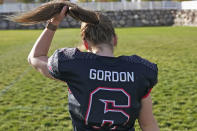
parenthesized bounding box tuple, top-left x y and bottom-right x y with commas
(58, 48, 77, 61)
(59, 48, 97, 61)
(123, 55, 158, 72)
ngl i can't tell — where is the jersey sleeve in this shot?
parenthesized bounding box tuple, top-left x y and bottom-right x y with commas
(142, 62, 158, 98)
(142, 64, 158, 98)
(47, 48, 77, 82)
(128, 55, 158, 99)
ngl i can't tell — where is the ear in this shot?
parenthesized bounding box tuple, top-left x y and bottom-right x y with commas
(83, 40, 89, 50)
(113, 35, 118, 47)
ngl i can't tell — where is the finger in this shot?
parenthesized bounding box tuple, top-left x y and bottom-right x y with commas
(61, 6, 68, 16)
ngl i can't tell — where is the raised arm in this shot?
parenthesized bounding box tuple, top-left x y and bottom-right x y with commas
(27, 6, 68, 78)
(138, 95, 160, 131)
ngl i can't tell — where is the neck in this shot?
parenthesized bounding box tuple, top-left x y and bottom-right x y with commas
(89, 45, 114, 57)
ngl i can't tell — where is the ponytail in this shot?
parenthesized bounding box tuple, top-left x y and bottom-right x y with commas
(10, 0, 115, 47)
(9, 0, 99, 25)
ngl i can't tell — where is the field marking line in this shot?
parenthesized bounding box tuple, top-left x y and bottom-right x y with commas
(3, 105, 68, 111)
(0, 67, 31, 97)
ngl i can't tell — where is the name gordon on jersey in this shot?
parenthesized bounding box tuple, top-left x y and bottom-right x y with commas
(89, 69, 134, 82)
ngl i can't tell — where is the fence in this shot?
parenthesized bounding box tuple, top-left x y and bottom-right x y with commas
(0, 1, 197, 13)
(79, 1, 182, 11)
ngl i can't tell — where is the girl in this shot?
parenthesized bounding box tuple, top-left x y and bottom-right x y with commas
(12, 1, 159, 131)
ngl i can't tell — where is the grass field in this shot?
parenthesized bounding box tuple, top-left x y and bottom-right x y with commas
(0, 27, 197, 131)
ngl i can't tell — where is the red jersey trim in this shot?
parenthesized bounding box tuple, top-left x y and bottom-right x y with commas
(142, 88, 152, 99)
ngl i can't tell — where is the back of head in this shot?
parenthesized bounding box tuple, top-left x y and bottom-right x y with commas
(81, 14, 115, 48)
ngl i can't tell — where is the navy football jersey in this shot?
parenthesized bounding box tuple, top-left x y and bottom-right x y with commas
(47, 48, 158, 131)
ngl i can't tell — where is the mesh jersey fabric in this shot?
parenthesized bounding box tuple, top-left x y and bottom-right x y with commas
(47, 48, 158, 131)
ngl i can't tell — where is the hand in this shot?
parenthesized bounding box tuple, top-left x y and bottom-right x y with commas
(50, 6, 68, 26)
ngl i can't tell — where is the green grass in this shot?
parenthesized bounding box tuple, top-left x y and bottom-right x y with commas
(0, 27, 197, 131)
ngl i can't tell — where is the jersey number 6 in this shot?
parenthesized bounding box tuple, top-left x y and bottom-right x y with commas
(85, 87, 131, 129)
